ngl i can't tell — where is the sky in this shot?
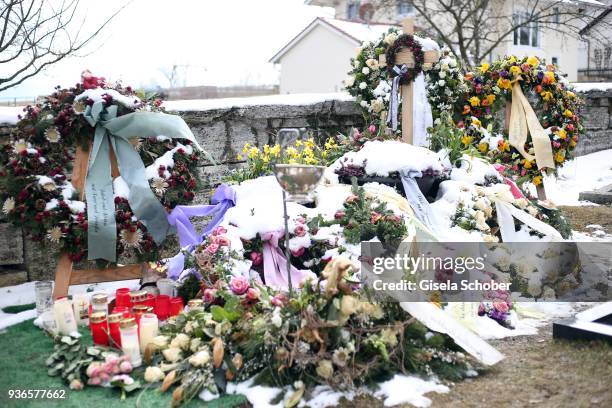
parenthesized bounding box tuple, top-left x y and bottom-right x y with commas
(1, 0, 335, 100)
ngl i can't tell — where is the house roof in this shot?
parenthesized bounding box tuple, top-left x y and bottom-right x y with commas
(269, 17, 398, 63)
(580, 6, 612, 35)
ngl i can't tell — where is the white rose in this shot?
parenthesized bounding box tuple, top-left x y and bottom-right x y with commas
(152, 335, 169, 348)
(514, 198, 528, 209)
(365, 58, 379, 70)
(190, 338, 202, 353)
(271, 309, 283, 328)
(439, 71, 446, 79)
(188, 350, 210, 367)
(359, 82, 367, 90)
(474, 210, 489, 231)
(438, 80, 445, 86)
(360, 100, 369, 108)
(344, 76, 355, 87)
(144, 366, 165, 383)
(362, 67, 370, 75)
(170, 333, 190, 350)
(450, 59, 457, 67)
(384, 33, 398, 45)
(370, 99, 385, 113)
(162, 347, 182, 363)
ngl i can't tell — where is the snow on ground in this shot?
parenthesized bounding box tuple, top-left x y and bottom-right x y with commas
(163, 92, 354, 112)
(540, 149, 612, 206)
(0, 106, 22, 125)
(0, 280, 140, 332)
(570, 82, 612, 92)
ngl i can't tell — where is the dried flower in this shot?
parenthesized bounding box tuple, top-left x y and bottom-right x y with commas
(160, 370, 177, 392)
(332, 347, 350, 367)
(45, 126, 61, 143)
(46, 226, 65, 243)
(212, 338, 224, 368)
(119, 228, 143, 249)
(188, 350, 210, 367)
(315, 360, 334, 379)
(162, 347, 182, 363)
(2, 197, 15, 214)
(151, 177, 169, 196)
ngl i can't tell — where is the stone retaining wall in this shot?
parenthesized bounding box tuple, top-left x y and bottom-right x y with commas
(1, 90, 611, 286)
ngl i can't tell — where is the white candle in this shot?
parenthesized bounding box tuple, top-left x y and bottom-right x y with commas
(72, 293, 90, 325)
(120, 318, 142, 367)
(139, 313, 159, 351)
(53, 298, 77, 335)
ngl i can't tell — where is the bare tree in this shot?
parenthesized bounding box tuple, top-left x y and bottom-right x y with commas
(0, 0, 125, 91)
(373, 0, 609, 66)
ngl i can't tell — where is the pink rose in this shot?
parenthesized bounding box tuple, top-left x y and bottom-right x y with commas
(212, 226, 227, 235)
(119, 360, 132, 373)
(211, 235, 230, 246)
(203, 288, 217, 303)
(353, 130, 362, 140)
(291, 247, 305, 257)
(271, 293, 288, 307)
(250, 251, 263, 266)
(493, 300, 509, 314)
(368, 124, 376, 134)
(205, 243, 219, 254)
(229, 276, 250, 295)
(334, 211, 345, 220)
(371, 212, 382, 224)
(294, 225, 306, 237)
(88, 377, 102, 386)
(295, 216, 306, 224)
(246, 287, 260, 300)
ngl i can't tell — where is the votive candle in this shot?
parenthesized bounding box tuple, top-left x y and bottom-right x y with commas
(120, 318, 141, 367)
(115, 288, 131, 308)
(90, 312, 109, 346)
(138, 313, 159, 351)
(108, 312, 123, 348)
(53, 298, 77, 335)
(72, 293, 90, 325)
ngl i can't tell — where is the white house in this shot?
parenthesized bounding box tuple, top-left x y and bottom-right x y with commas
(270, 17, 397, 94)
(304, 0, 609, 82)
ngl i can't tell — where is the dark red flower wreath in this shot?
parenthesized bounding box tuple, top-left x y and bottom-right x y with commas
(385, 34, 425, 85)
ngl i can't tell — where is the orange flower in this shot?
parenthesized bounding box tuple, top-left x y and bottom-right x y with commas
(523, 159, 533, 169)
(486, 94, 496, 105)
(462, 105, 471, 115)
(498, 140, 510, 152)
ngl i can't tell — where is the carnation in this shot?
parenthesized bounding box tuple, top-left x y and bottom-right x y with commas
(170, 333, 190, 350)
(162, 347, 183, 363)
(144, 366, 165, 383)
(188, 350, 211, 367)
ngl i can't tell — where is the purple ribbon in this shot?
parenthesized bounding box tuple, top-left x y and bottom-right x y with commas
(261, 230, 317, 291)
(165, 184, 236, 279)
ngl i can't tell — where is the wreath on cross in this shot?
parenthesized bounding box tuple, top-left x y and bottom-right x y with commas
(0, 72, 207, 264)
(385, 33, 425, 85)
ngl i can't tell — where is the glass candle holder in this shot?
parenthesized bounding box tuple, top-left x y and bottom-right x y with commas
(35, 281, 53, 316)
(112, 306, 132, 318)
(144, 293, 156, 309)
(169, 297, 184, 316)
(187, 299, 204, 312)
(115, 288, 131, 308)
(91, 293, 108, 315)
(72, 293, 90, 325)
(120, 318, 141, 367)
(53, 297, 77, 335)
(154, 295, 170, 320)
(132, 305, 152, 326)
(129, 290, 147, 307)
(138, 313, 159, 351)
(108, 312, 123, 348)
(90, 311, 109, 346)
(156, 278, 176, 297)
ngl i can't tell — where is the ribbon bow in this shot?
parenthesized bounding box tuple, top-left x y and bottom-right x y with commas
(165, 184, 236, 280)
(508, 79, 555, 170)
(261, 230, 317, 291)
(83, 100, 202, 261)
(387, 64, 409, 131)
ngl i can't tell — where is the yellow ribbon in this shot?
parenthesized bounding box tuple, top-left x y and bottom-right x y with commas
(508, 80, 555, 170)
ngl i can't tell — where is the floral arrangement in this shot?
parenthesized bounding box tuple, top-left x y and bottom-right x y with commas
(426, 52, 469, 124)
(385, 34, 425, 85)
(0, 72, 205, 262)
(224, 137, 345, 184)
(344, 28, 400, 124)
(457, 56, 583, 185)
(45, 332, 140, 399)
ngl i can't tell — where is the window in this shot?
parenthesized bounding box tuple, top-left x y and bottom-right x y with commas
(551, 57, 558, 66)
(594, 49, 603, 69)
(513, 12, 540, 47)
(397, 0, 414, 16)
(605, 47, 612, 69)
(347, 1, 360, 20)
(553, 7, 560, 24)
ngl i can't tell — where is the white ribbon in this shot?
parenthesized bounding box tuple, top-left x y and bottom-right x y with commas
(412, 73, 433, 148)
(494, 200, 563, 242)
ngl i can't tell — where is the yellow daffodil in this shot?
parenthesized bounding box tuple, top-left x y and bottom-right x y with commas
(471, 117, 482, 127)
(270, 144, 281, 156)
(497, 78, 512, 90)
(242, 143, 250, 154)
(523, 159, 533, 169)
(461, 135, 473, 145)
(509, 65, 522, 77)
(305, 138, 315, 149)
(295, 140, 303, 147)
(478, 142, 489, 153)
(565, 91, 576, 99)
(532, 175, 542, 186)
(286, 147, 298, 158)
(236, 154, 243, 161)
(555, 151, 565, 163)
(479, 62, 490, 73)
(247, 146, 260, 159)
(263, 144, 270, 154)
(563, 109, 573, 118)
(486, 94, 496, 105)
(469, 96, 481, 107)
(527, 56, 539, 67)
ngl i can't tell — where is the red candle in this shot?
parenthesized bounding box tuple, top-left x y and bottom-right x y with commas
(115, 288, 131, 308)
(169, 297, 184, 316)
(90, 312, 109, 346)
(144, 293, 155, 309)
(155, 295, 170, 320)
(108, 312, 123, 348)
(129, 290, 147, 308)
(112, 306, 132, 318)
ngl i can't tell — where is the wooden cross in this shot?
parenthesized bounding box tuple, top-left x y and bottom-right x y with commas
(52, 144, 145, 299)
(379, 18, 440, 144)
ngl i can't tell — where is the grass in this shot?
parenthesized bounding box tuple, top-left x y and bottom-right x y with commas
(0, 319, 247, 408)
(2, 303, 36, 314)
(559, 205, 612, 232)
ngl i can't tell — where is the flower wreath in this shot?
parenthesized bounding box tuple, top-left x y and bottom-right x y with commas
(385, 34, 425, 85)
(457, 56, 583, 186)
(0, 72, 205, 263)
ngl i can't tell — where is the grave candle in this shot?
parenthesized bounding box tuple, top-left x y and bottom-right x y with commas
(72, 293, 90, 325)
(115, 288, 132, 308)
(53, 298, 77, 335)
(91, 293, 108, 315)
(138, 313, 159, 351)
(120, 318, 142, 367)
(133, 305, 152, 326)
(129, 290, 147, 307)
(112, 306, 132, 318)
(108, 312, 123, 348)
(144, 293, 156, 309)
(155, 295, 170, 320)
(90, 312, 109, 346)
(157, 278, 176, 297)
(169, 297, 184, 316)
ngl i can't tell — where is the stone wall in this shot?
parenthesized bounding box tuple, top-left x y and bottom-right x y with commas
(1, 90, 611, 286)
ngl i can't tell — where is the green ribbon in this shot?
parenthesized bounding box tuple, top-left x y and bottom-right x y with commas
(83, 101, 202, 261)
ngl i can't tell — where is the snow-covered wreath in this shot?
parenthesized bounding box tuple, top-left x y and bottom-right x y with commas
(0, 72, 205, 263)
